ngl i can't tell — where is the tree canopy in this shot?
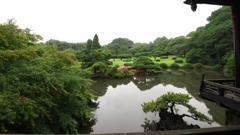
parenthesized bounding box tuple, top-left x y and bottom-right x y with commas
(0, 21, 96, 133)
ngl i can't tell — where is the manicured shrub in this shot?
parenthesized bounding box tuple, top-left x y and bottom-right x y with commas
(175, 59, 184, 63)
(170, 63, 180, 69)
(147, 64, 161, 69)
(182, 63, 193, 69)
(194, 63, 203, 69)
(160, 56, 168, 59)
(156, 59, 161, 62)
(133, 56, 154, 68)
(179, 55, 185, 58)
(160, 63, 168, 69)
(107, 61, 113, 65)
(172, 57, 177, 60)
(123, 59, 132, 62)
(124, 63, 133, 66)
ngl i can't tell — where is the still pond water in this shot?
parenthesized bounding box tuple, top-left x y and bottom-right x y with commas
(86, 71, 240, 134)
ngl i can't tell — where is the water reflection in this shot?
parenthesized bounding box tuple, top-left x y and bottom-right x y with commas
(225, 110, 240, 125)
(89, 72, 237, 134)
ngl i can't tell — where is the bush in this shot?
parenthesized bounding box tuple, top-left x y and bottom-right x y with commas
(213, 64, 222, 71)
(124, 63, 133, 66)
(91, 62, 108, 75)
(123, 59, 132, 62)
(160, 56, 168, 59)
(160, 63, 168, 69)
(194, 63, 203, 69)
(107, 61, 113, 65)
(133, 56, 154, 69)
(182, 63, 193, 69)
(156, 59, 161, 62)
(170, 63, 180, 69)
(179, 55, 185, 58)
(172, 57, 177, 60)
(175, 59, 184, 63)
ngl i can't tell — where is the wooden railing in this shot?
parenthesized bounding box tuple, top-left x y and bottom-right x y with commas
(200, 75, 240, 111)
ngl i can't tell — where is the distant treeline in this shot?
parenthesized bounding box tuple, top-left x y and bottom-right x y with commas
(47, 7, 234, 76)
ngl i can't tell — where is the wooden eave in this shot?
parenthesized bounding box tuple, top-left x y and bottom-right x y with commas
(184, 0, 234, 6)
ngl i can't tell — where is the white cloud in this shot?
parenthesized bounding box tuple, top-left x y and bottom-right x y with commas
(0, 0, 220, 44)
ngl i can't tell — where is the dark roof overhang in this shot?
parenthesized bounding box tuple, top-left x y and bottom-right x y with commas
(184, 0, 234, 11)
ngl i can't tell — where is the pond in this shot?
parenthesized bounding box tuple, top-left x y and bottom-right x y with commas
(84, 71, 240, 134)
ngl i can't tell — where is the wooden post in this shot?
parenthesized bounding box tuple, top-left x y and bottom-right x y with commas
(232, 3, 240, 88)
(199, 74, 205, 93)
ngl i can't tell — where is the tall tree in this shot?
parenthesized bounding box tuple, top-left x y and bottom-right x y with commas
(107, 38, 134, 55)
(92, 34, 101, 49)
(86, 39, 93, 51)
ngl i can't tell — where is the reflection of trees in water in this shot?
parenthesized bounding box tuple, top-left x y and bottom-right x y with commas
(225, 110, 240, 125)
(92, 71, 223, 96)
(132, 75, 160, 91)
(200, 99, 227, 125)
(142, 109, 200, 132)
(91, 78, 132, 96)
(131, 73, 198, 91)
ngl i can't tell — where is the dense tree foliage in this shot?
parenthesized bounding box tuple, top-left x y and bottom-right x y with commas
(185, 7, 232, 65)
(0, 21, 96, 133)
(46, 39, 86, 51)
(77, 35, 111, 68)
(106, 38, 134, 56)
(0, 19, 42, 50)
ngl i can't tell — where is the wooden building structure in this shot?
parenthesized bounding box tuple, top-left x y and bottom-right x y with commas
(184, 0, 240, 111)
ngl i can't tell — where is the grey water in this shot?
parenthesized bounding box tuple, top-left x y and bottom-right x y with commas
(86, 71, 240, 134)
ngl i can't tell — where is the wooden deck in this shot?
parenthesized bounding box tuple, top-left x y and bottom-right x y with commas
(199, 75, 240, 112)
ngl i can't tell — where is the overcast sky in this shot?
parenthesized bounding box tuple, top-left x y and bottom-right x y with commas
(0, 0, 220, 44)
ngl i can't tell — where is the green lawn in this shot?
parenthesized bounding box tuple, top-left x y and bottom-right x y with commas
(111, 56, 186, 67)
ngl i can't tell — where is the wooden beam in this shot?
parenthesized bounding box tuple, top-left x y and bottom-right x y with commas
(232, 2, 240, 88)
(184, 0, 232, 6)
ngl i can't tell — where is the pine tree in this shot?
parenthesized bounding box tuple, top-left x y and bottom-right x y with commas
(92, 34, 101, 49)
